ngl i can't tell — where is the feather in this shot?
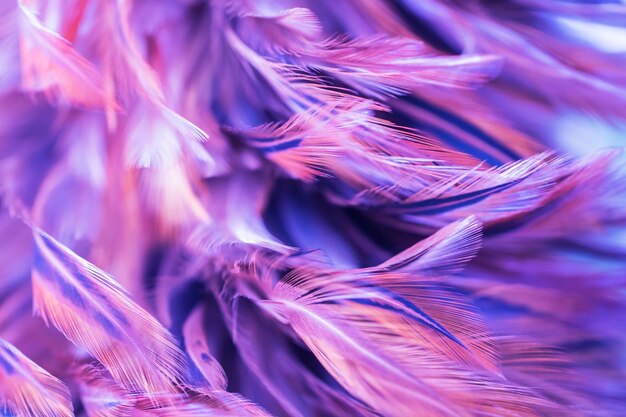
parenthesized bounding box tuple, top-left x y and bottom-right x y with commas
(259, 266, 566, 416)
(136, 161, 210, 234)
(133, 392, 271, 417)
(16, 1, 110, 108)
(323, 151, 585, 233)
(31, 229, 187, 395)
(281, 259, 501, 373)
(187, 172, 290, 254)
(239, 98, 479, 182)
(182, 305, 228, 392)
(258, 290, 456, 417)
(75, 364, 135, 417)
(212, 286, 378, 417)
(374, 216, 483, 275)
(121, 101, 210, 234)
(31, 113, 107, 244)
(236, 8, 323, 54)
(89, 0, 163, 106)
(258, 269, 466, 417)
(224, 27, 350, 112)
(0, 338, 73, 417)
(301, 35, 502, 99)
(85, 0, 205, 138)
(124, 102, 208, 169)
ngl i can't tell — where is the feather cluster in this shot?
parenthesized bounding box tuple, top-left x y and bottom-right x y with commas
(0, 0, 625, 416)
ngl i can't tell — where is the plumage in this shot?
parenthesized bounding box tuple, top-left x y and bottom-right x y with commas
(0, 0, 625, 416)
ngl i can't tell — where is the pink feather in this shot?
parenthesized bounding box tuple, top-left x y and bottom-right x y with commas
(0, 339, 73, 417)
(31, 229, 187, 396)
(16, 1, 110, 108)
